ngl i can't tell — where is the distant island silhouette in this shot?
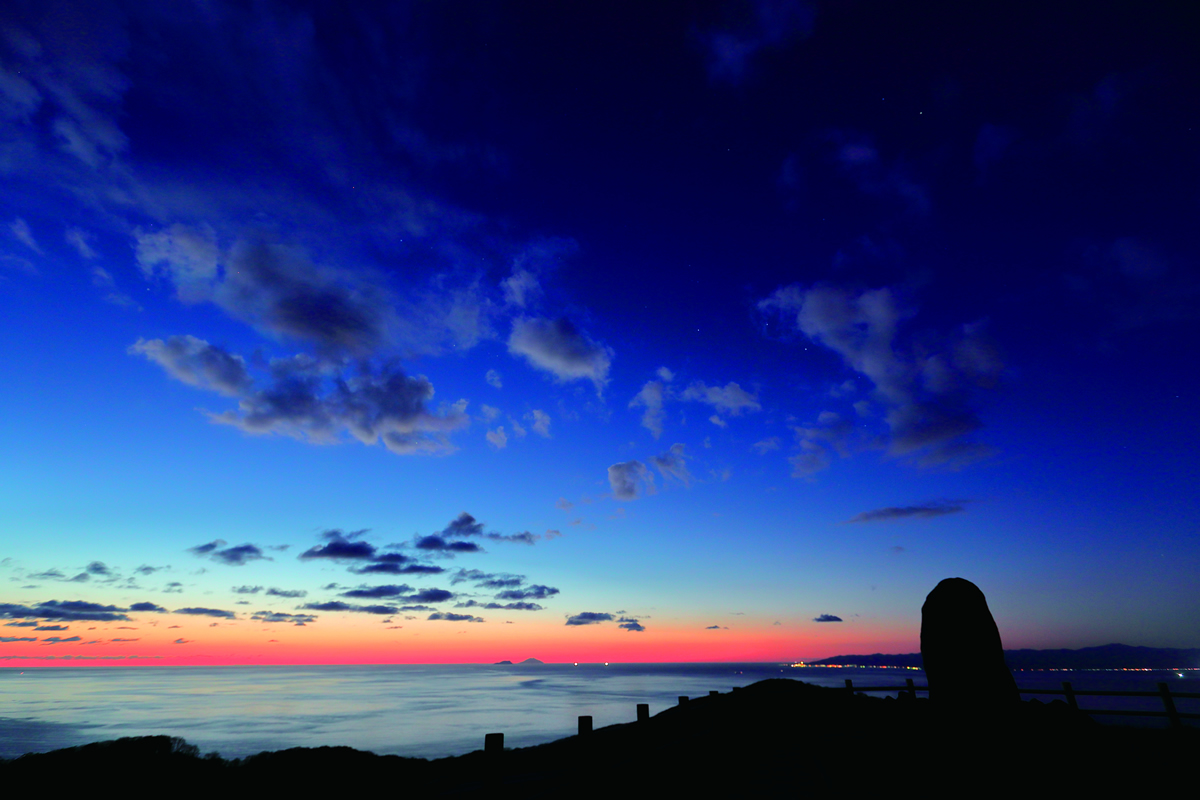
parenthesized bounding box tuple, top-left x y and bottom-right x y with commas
(802, 643, 1200, 671)
(492, 658, 544, 665)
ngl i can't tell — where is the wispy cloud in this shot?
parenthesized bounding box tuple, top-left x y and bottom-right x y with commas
(698, 0, 816, 84)
(760, 283, 1001, 471)
(845, 502, 965, 523)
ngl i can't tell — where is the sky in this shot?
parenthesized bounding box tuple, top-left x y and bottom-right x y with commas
(1, 0, 1197, 666)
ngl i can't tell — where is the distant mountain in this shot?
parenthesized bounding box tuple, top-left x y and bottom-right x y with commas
(493, 660, 513, 665)
(520, 657, 544, 664)
(806, 644, 1200, 670)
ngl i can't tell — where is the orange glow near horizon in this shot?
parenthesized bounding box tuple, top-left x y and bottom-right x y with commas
(0, 613, 921, 666)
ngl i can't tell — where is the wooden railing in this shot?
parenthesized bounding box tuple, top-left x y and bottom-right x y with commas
(844, 678, 1200, 728)
(480, 681, 1198, 751)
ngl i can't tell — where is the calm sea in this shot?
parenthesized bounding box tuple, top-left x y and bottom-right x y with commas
(0, 664, 1194, 761)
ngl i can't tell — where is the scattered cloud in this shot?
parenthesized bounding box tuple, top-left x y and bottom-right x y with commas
(130, 336, 253, 397)
(456, 600, 543, 611)
(173, 607, 237, 619)
(338, 585, 410, 599)
(698, 0, 817, 84)
(650, 443, 692, 486)
(789, 411, 854, 478)
(630, 379, 668, 438)
(753, 437, 781, 454)
(9, 218, 43, 255)
(209, 359, 469, 456)
(188, 540, 270, 566)
(827, 132, 931, 216)
(129, 603, 166, 613)
(845, 502, 965, 523)
(65, 228, 98, 260)
(682, 381, 761, 417)
(501, 269, 540, 308)
(486, 531, 539, 545)
(265, 587, 307, 598)
(0, 600, 132, 622)
(137, 230, 397, 356)
(760, 283, 1001, 470)
(133, 338, 469, 456)
(486, 427, 508, 448)
(813, 614, 843, 622)
(251, 611, 316, 625)
(428, 612, 483, 622)
(508, 317, 612, 393)
(301, 601, 399, 615)
(485, 369, 502, 388)
(607, 460, 654, 501)
(526, 409, 551, 437)
(299, 530, 376, 561)
(496, 585, 559, 601)
(564, 612, 645, 631)
(443, 513, 485, 538)
(412, 535, 483, 554)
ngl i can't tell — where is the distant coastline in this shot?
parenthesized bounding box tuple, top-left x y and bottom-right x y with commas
(797, 643, 1200, 671)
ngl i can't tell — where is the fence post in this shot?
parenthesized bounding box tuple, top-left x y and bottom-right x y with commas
(1062, 681, 1079, 712)
(578, 715, 592, 736)
(1158, 683, 1181, 729)
(710, 690, 719, 696)
(485, 732, 504, 754)
(906, 678, 916, 699)
(637, 703, 649, 722)
(678, 695, 689, 705)
(844, 678, 854, 697)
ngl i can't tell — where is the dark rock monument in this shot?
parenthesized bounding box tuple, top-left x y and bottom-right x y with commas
(920, 577, 1019, 713)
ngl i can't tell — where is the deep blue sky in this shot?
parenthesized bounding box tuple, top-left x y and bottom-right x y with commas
(1, 0, 1197, 663)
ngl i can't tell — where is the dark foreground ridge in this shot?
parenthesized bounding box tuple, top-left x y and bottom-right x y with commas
(2, 679, 1194, 796)
(808, 643, 1200, 670)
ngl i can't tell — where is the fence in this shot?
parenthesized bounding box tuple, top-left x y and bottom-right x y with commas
(843, 678, 1200, 728)
(480, 680, 1199, 752)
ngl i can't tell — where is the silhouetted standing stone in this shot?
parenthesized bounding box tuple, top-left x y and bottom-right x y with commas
(920, 578, 1019, 713)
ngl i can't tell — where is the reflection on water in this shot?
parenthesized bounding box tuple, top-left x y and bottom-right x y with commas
(0, 664, 1191, 760)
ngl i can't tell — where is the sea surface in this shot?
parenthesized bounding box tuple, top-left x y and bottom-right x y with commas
(0, 663, 1194, 761)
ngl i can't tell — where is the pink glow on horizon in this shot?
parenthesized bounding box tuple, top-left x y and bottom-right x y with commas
(0, 615, 922, 666)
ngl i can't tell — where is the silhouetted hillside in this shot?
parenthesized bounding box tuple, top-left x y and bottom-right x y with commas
(2, 678, 1193, 795)
(807, 643, 1200, 670)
